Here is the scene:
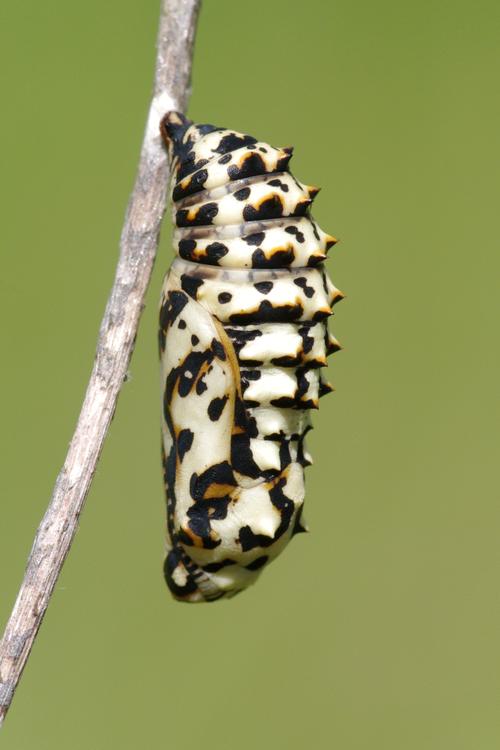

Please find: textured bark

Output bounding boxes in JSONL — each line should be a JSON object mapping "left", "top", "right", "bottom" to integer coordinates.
{"left": 0, "top": 0, "right": 201, "bottom": 726}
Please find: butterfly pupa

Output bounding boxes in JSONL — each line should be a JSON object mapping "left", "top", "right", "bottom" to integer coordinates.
{"left": 158, "top": 112, "right": 342, "bottom": 602}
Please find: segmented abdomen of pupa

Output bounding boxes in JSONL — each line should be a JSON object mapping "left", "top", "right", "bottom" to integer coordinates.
{"left": 159, "top": 111, "right": 342, "bottom": 602}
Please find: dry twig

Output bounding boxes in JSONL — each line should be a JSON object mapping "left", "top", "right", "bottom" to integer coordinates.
{"left": 0, "top": 0, "right": 201, "bottom": 725}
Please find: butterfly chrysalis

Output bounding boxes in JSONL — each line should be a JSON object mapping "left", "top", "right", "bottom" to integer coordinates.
{"left": 158, "top": 113, "right": 342, "bottom": 602}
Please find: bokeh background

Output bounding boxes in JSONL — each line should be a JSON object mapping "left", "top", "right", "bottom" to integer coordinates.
{"left": 1, "top": 0, "right": 499, "bottom": 747}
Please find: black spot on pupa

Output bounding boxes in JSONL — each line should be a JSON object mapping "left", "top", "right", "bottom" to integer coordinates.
{"left": 254, "top": 281, "right": 273, "bottom": 295}
{"left": 177, "top": 156, "right": 210, "bottom": 181}
{"left": 251, "top": 248, "right": 295, "bottom": 268}
{"left": 178, "top": 238, "right": 197, "bottom": 258}
{"left": 267, "top": 178, "right": 289, "bottom": 192}
{"left": 180, "top": 274, "right": 203, "bottom": 299}
{"left": 243, "top": 195, "right": 284, "bottom": 222}
{"left": 307, "top": 254, "right": 325, "bottom": 267}
{"left": 279, "top": 440, "right": 292, "bottom": 470}
{"left": 228, "top": 153, "right": 266, "bottom": 180}
{"left": 213, "top": 133, "right": 257, "bottom": 154}
{"left": 321, "top": 270, "right": 329, "bottom": 295}
{"left": 294, "top": 276, "right": 315, "bottom": 298}
{"left": 271, "top": 354, "right": 301, "bottom": 367}
{"left": 176, "top": 201, "right": 219, "bottom": 227}
{"left": 196, "top": 375, "right": 208, "bottom": 395}
{"left": 159, "top": 290, "right": 188, "bottom": 330}
{"left": 205, "top": 242, "right": 228, "bottom": 262}
{"left": 208, "top": 395, "right": 228, "bottom": 421}
{"left": 243, "top": 231, "right": 265, "bottom": 246}
{"left": 284, "top": 225, "right": 305, "bottom": 243}
{"left": 218, "top": 153, "right": 232, "bottom": 164}
{"left": 295, "top": 366, "right": 313, "bottom": 400}
{"left": 242, "top": 398, "right": 260, "bottom": 409}
{"left": 312, "top": 309, "right": 331, "bottom": 321}
{"left": 269, "top": 478, "right": 295, "bottom": 519}
{"left": 269, "top": 396, "right": 296, "bottom": 408}
{"left": 241, "top": 369, "right": 261, "bottom": 383}
{"left": 176, "top": 429, "right": 194, "bottom": 461}
{"left": 230, "top": 433, "right": 262, "bottom": 479}
{"left": 243, "top": 411, "right": 259, "bottom": 439}
{"left": 224, "top": 327, "right": 262, "bottom": 344}
{"left": 190, "top": 497, "right": 231, "bottom": 526}
{"left": 191, "top": 335, "right": 199, "bottom": 346}
{"left": 172, "top": 168, "right": 209, "bottom": 201}
{"left": 211, "top": 339, "right": 227, "bottom": 360}
{"left": 240, "top": 358, "right": 264, "bottom": 367}
{"left": 218, "top": 292, "right": 232, "bottom": 304}
{"left": 234, "top": 187, "right": 251, "bottom": 201}
{"left": 233, "top": 394, "right": 249, "bottom": 430}
{"left": 178, "top": 319, "right": 186, "bottom": 329}
{"left": 229, "top": 300, "right": 303, "bottom": 325}
{"left": 299, "top": 324, "right": 315, "bottom": 354}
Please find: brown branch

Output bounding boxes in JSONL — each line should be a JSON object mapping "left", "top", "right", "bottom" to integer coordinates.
{"left": 0, "top": 0, "right": 201, "bottom": 726}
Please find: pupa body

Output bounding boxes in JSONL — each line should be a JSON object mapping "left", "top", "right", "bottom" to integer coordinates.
{"left": 159, "top": 113, "right": 341, "bottom": 602}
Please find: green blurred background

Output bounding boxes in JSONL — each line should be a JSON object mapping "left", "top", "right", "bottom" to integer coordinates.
{"left": 1, "top": 0, "right": 499, "bottom": 747}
